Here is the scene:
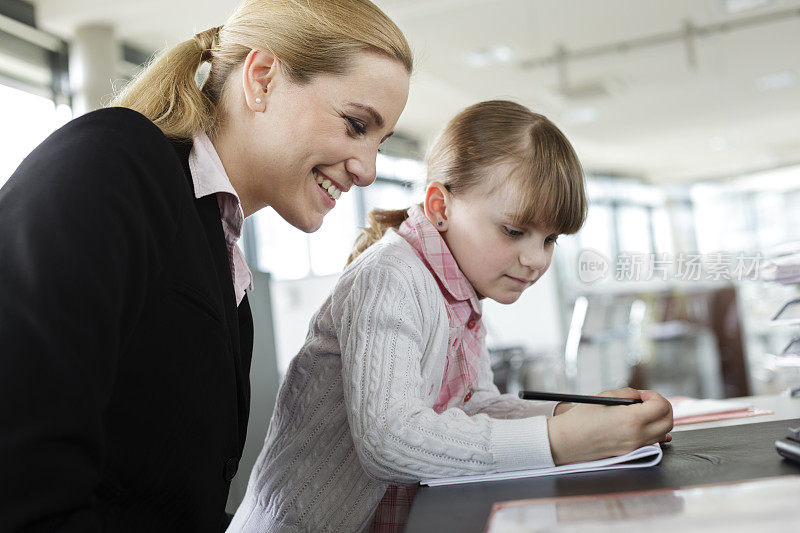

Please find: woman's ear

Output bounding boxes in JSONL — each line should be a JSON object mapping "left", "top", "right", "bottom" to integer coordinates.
{"left": 241, "top": 49, "right": 278, "bottom": 112}
{"left": 424, "top": 182, "right": 450, "bottom": 232}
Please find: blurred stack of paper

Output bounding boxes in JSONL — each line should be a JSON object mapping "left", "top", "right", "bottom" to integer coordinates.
{"left": 760, "top": 242, "right": 800, "bottom": 284}
{"left": 758, "top": 242, "right": 800, "bottom": 396}
{"left": 669, "top": 397, "right": 772, "bottom": 426}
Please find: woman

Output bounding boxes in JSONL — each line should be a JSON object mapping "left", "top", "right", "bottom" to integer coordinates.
{"left": 0, "top": 1, "right": 411, "bottom": 531}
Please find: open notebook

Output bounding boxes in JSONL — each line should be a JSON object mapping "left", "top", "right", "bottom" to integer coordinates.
{"left": 419, "top": 444, "right": 662, "bottom": 487}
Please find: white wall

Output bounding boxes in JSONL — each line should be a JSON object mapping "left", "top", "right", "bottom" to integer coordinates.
{"left": 483, "top": 268, "right": 564, "bottom": 354}
{"left": 269, "top": 274, "right": 340, "bottom": 375}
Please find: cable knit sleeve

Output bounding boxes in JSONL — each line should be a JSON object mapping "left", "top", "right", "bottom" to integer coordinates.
{"left": 330, "top": 248, "right": 555, "bottom": 484}
{"left": 461, "top": 344, "right": 558, "bottom": 420}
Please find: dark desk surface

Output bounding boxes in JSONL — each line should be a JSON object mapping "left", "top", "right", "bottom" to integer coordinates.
{"left": 405, "top": 418, "right": 800, "bottom": 533}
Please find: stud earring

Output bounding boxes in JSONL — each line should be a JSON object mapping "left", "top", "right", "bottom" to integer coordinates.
{"left": 255, "top": 97, "right": 262, "bottom": 104}
{"left": 437, "top": 221, "right": 443, "bottom": 227}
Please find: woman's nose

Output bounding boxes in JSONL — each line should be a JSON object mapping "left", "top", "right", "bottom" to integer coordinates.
{"left": 345, "top": 145, "right": 378, "bottom": 187}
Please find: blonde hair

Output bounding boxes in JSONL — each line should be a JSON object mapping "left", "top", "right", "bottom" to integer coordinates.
{"left": 113, "top": 0, "right": 413, "bottom": 140}
{"left": 348, "top": 100, "right": 587, "bottom": 265}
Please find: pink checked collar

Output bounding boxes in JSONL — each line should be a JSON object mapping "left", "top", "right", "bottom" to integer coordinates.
{"left": 397, "top": 205, "right": 482, "bottom": 318}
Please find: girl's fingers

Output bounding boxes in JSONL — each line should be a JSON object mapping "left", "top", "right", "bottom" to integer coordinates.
{"left": 635, "top": 392, "right": 674, "bottom": 421}
{"left": 644, "top": 416, "right": 674, "bottom": 442}
{"left": 600, "top": 387, "right": 641, "bottom": 399}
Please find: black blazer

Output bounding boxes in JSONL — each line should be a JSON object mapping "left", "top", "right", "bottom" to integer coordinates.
{"left": 0, "top": 108, "right": 254, "bottom": 532}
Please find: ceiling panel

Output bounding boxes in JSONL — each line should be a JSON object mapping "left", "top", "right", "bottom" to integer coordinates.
{"left": 29, "top": 0, "right": 800, "bottom": 182}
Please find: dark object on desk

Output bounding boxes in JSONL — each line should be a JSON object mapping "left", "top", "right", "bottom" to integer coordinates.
{"left": 776, "top": 426, "right": 800, "bottom": 463}
{"left": 519, "top": 391, "right": 642, "bottom": 406}
{"left": 776, "top": 438, "right": 800, "bottom": 463}
{"left": 406, "top": 418, "right": 800, "bottom": 533}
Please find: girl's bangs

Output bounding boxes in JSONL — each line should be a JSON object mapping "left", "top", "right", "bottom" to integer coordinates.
{"left": 505, "top": 136, "right": 587, "bottom": 235}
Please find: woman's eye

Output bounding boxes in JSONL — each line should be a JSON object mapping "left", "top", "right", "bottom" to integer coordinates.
{"left": 345, "top": 116, "right": 367, "bottom": 136}
{"left": 502, "top": 226, "right": 524, "bottom": 238}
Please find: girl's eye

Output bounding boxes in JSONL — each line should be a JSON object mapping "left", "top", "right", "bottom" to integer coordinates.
{"left": 502, "top": 226, "right": 524, "bottom": 238}
{"left": 345, "top": 116, "right": 367, "bottom": 136}
{"left": 546, "top": 235, "right": 559, "bottom": 246}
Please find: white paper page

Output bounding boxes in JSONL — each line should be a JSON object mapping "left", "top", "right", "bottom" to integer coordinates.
{"left": 420, "top": 444, "right": 662, "bottom": 487}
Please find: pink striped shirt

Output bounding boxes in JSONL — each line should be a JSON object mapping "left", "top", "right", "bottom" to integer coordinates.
{"left": 188, "top": 133, "right": 252, "bottom": 305}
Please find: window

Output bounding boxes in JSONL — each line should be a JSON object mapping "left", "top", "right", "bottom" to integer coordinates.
{"left": 252, "top": 154, "right": 426, "bottom": 280}
{"left": 1, "top": 7, "right": 70, "bottom": 187}
{"left": 579, "top": 204, "right": 614, "bottom": 259}
{"left": 0, "top": 83, "right": 71, "bottom": 187}
{"left": 362, "top": 180, "right": 419, "bottom": 212}
{"left": 617, "top": 205, "right": 652, "bottom": 254}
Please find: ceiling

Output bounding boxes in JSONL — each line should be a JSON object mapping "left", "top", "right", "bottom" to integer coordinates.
{"left": 30, "top": 0, "right": 800, "bottom": 183}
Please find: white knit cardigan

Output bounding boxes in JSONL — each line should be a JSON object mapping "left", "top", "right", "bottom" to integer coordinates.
{"left": 228, "top": 230, "right": 556, "bottom": 533}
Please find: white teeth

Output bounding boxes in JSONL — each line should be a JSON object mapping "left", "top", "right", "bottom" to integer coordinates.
{"left": 313, "top": 171, "right": 344, "bottom": 201}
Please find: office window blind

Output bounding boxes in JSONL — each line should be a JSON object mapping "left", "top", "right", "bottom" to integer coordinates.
{"left": 0, "top": 10, "right": 68, "bottom": 103}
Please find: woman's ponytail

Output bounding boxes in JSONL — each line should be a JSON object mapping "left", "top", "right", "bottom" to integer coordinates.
{"left": 112, "top": 1, "right": 412, "bottom": 141}
{"left": 112, "top": 27, "right": 221, "bottom": 139}
{"left": 346, "top": 208, "right": 411, "bottom": 266}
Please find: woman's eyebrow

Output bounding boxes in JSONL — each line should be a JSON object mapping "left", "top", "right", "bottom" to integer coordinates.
{"left": 346, "top": 102, "right": 384, "bottom": 128}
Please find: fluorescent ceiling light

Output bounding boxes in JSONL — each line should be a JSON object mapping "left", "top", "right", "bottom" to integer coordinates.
{"left": 755, "top": 71, "right": 797, "bottom": 91}
{"left": 463, "top": 45, "right": 514, "bottom": 68}
{"left": 723, "top": 0, "right": 774, "bottom": 13}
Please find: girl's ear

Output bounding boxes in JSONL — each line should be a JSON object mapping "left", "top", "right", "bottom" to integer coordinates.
{"left": 241, "top": 49, "right": 278, "bottom": 112}
{"left": 424, "top": 182, "right": 450, "bottom": 232}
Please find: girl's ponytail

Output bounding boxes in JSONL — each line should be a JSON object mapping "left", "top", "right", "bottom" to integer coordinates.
{"left": 346, "top": 208, "right": 411, "bottom": 266}
{"left": 112, "top": 27, "right": 219, "bottom": 140}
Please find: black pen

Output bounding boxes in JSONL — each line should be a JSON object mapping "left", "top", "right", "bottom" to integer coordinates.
{"left": 518, "top": 391, "right": 643, "bottom": 406}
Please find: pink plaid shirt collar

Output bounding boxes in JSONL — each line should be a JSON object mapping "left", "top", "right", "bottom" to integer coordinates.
{"left": 397, "top": 206, "right": 482, "bottom": 316}
{"left": 397, "top": 205, "right": 484, "bottom": 410}
{"left": 189, "top": 133, "right": 253, "bottom": 305}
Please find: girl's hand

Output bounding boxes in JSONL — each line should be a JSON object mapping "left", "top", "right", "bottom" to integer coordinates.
{"left": 546, "top": 387, "right": 673, "bottom": 466}
{"left": 553, "top": 402, "right": 574, "bottom": 415}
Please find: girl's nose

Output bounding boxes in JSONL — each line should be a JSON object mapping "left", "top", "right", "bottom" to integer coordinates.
{"left": 520, "top": 244, "right": 549, "bottom": 271}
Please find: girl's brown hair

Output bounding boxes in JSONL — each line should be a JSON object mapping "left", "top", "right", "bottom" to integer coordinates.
{"left": 347, "top": 100, "right": 587, "bottom": 265}
{"left": 113, "top": 0, "right": 413, "bottom": 140}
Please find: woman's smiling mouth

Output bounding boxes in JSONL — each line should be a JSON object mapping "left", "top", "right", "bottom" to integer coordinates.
{"left": 313, "top": 168, "right": 342, "bottom": 200}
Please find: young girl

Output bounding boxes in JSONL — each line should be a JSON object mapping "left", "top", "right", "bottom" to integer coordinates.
{"left": 229, "top": 100, "right": 673, "bottom": 532}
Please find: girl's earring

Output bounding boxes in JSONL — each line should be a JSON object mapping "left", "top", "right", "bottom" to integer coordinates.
{"left": 437, "top": 221, "right": 443, "bottom": 227}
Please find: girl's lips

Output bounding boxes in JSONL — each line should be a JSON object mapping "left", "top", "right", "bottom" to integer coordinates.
{"left": 505, "top": 274, "right": 533, "bottom": 285}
